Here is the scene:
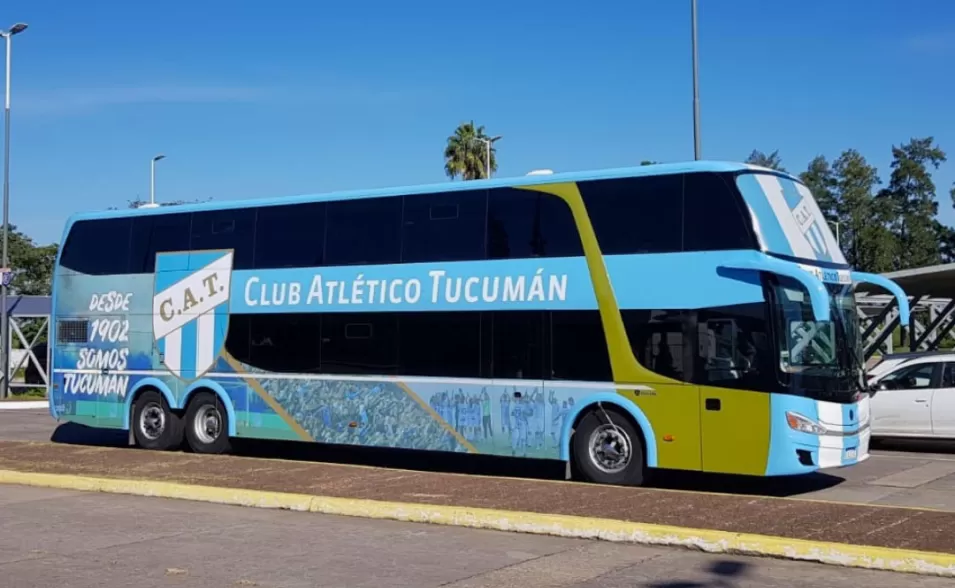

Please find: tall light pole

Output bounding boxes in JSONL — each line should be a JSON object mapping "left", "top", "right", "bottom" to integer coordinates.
{"left": 690, "top": 0, "right": 701, "bottom": 160}
{"left": 149, "top": 154, "right": 166, "bottom": 208}
{"left": 477, "top": 135, "right": 502, "bottom": 179}
{"left": 0, "top": 22, "right": 27, "bottom": 400}
{"left": 829, "top": 219, "right": 841, "bottom": 247}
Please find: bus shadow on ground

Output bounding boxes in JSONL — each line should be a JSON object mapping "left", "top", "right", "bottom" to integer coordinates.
{"left": 50, "top": 422, "right": 128, "bottom": 447}
{"left": 872, "top": 438, "right": 955, "bottom": 455}
{"left": 49, "top": 423, "right": 844, "bottom": 498}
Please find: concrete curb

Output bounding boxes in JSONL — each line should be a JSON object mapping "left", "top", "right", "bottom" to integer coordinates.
{"left": 0, "top": 401, "right": 48, "bottom": 410}
{"left": 1, "top": 468, "right": 953, "bottom": 577}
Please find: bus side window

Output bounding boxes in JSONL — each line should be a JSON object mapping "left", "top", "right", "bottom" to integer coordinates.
{"left": 190, "top": 209, "right": 256, "bottom": 269}
{"left": 550, "top": 311, "right": 613, "bottom": 382}
{"left": 253, "top": 202, "right": 325, "bottom": 269}
{"left": 699, "top": 319, "right": 741, "bottom": 379}
{"left": 129, "top": 213, "right": 192, "bottom": 273}
{"left": 578, "top": 175, "right": 683, "bottom": 255}
{"left": 683, "top": 172, "right": 755, "bottom": 252}
{"left": 487, "top": 189, "right": 583, "bottom": 260}
{"left": 402, "top": 190, "right": 487, "bottom": 263}
{"left": 399, "top": 312, "right": 481, "bottom": 378}
{"left": 59, "top": 218, "right": 133, "bottom": 275}
{"left": 621, "top": 309, "right": 689, "bottom": 382}
{"left": 694, "top": 304, "right": 773, "bottom": 392}
{"left": 325, "top": 197, "right": 402, "bottom": 266}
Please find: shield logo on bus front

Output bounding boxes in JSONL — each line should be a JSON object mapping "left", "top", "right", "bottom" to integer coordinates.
{"left": 152, "top": 250, "right": 234, "bottom": 381}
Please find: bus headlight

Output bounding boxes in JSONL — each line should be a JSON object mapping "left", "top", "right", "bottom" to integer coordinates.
{"left": 786, "top": 411, "right": 827, "bottom": 435}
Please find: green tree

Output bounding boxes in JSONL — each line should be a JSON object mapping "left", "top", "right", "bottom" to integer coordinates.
{"left": 4, "top": 224, "right": 57, "bottom": 296}
{"left": 1, "top": 225, "right": 58, "bottom": 359}
{"left": 829, "top": 150, "right": 893, "bottom": 272}
{"left": 877, "top": 137, "right": 947, "bottom": 270}
{"left": 934, "top": 219, "right": 955, "bottom": 264}
{"left": 799, "top": 155, "right": 837, "bottom": 221}
{"left": 745, "top": 149, "right": 787, "bottom": 172}
{"left": 443, "top": 121, "right": 497, "bottom": 180}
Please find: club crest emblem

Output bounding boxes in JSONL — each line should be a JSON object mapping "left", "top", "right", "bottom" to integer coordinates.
{"left": 152, "top": 250, "right": 234, "bottom": 381}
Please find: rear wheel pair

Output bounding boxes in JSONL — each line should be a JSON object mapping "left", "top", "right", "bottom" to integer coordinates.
{"left": 131, "top": 390, "right": 230, "bottom": 454}
{"left": 572, "top": 406, "right": 646, "bottom": 486}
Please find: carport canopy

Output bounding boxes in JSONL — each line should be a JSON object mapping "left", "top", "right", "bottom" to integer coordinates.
{"left": 855, "top": 264, "right": 955, "bottom": 357}
{"left": 856, "top": 263, "right": 955, "bottom": 299}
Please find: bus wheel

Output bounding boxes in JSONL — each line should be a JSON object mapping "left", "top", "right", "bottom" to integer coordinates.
{"left": 132, "top": 390, "right": 183, "bottom": 451}
{"left": 572, "top": 405, "right": 645, "bottom": 486}
{"left": 184, "top": 391, "right": 231, "bottom": 455}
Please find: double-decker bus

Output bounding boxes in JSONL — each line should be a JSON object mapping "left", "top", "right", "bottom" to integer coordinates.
{"left": 48, "top": 161, "right": 909, "bottom": 486}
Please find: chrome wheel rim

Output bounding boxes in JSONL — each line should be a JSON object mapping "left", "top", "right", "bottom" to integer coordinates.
{"left": 139, "top": 402, "right": 165, "bottom": 441}
{"left": 193, "top": 405, "right": 222, "bottom": 445}
{"left": 588, "top": 424, "right": 632, "bottom": 474}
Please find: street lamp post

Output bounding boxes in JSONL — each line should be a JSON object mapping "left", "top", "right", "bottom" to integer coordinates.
{"left": 149, "top": 154, "right": 166, "bottom": 207}
{"left": 690, "top": 0, "right": 701, "bottom": 160}
{"left": 0, "top": 22, "right": 27, "bottom": 400}
{"left": 829, "top": 219, "right": 841, "bottom": 248}
{"left": 477, "top": 135, "right": 502, "bottom": 179}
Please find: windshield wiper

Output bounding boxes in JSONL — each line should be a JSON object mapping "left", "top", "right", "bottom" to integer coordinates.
{"left": 832, "top": 313, "right": 866, "bottom": 395}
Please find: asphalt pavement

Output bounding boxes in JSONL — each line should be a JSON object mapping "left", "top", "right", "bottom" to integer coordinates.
{"left": 1, "top": 484, "right": 949, "bottom": 588}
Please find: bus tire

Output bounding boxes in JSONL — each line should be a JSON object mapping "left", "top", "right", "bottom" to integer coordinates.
{"left": 184, "top": 391, "right": 231, "bottom": 455}
{"left": 132, "top": 389, "right": 183, "bottom": 451}
{"left": 572, "top": 405, "right": 645, "bottom": 486}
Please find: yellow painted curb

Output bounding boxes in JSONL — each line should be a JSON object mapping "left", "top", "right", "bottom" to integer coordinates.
{"left": 1, "top": 469, "right": 953, "bottom": 577}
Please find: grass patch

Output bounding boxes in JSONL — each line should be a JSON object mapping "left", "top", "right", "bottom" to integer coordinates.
{"left": 0, "top": 388, "right": 47, "bottom": 401}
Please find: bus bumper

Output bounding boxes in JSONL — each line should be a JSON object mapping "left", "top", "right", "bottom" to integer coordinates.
{"left": 765, "top": 394, "right": 871, "bottom": 476}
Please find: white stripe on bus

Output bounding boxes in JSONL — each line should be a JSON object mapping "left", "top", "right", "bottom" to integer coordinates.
{"left": 164, "top": 328, "right": 182, "bottom": 376}
{"left": 52, "top": 368, "right": 655, "bottom": 392}
{"left": 196, "top": 311, "right": 215, "bottom": 376}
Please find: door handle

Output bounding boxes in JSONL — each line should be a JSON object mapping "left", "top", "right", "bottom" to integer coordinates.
{"left": 705, "top": 398, "right": 721, "bottom": 411}
{"left": 915, "top": 399, "right": 928, "bottom": 403}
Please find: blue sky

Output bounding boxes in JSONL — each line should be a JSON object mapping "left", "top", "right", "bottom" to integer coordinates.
{"left": 5, "top": 0, "right": 955, "bottom": 245}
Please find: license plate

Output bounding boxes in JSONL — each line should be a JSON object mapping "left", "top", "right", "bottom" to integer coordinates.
{"left": 846, "top": 448, "right": 857, "bottom": 460}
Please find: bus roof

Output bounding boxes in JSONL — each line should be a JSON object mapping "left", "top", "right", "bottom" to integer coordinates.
{"left": 63, "top": 159, "right": 802, "bottom": 227}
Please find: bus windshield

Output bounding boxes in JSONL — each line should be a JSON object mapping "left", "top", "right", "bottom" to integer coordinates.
{"left": 769, "top": 276, "right": 864, "bottom": 397}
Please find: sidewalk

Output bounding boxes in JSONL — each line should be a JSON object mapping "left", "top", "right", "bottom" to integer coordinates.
{"left": 0, "top": 400, "right": 48, "bottom": 410}
{"left": 0, "top": 439, "right": 952, "bottom": 555}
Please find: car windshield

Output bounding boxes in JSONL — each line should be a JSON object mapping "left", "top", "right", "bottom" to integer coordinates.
{"left": 769, "top": 276, "right": 863, "bottom": 380}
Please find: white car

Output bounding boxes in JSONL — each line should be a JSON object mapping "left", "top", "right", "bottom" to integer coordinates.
{"left": 867, "top": 352, "right": 955, "bottom": 439}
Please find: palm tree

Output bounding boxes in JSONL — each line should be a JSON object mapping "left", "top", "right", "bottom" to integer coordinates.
{"left": 444, "top": 121, "right": 497, "bottom": 180}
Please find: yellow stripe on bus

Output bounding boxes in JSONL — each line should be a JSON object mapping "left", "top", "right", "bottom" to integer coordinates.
{"left": 517, "top": 181, "right": 704, "bottom": 471}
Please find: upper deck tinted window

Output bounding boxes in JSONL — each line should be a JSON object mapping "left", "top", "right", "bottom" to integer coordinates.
{"left": 190, "top": 208, "right": 256, "bottom": 269}
{"left": 402, "top": 190, "right": 487, "bottom": 263}
{"left": 254, "top": 202, "right": 326, "bottom": 269}
{"left": 683, "top": 172, "right": 754, "bottom": 251}
{"left": 129, "top": 213, "right": 192, "bottom": 273}
{"left": 487, "top": 189, "right": 583, "bottom": 259}
{"left": 580, "top": 175, "right": 684, "bottom": 254}
{"left": 325, "top": 197, "right": 402, "bottom": 266}
{"left": 59, "top": 218, "right": 133, "bottom": 275}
